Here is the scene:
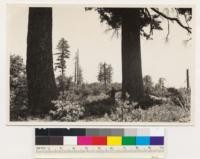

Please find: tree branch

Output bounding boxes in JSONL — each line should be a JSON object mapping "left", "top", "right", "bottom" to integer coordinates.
{"left": 184, "top": 14, "right": 190, "bottom": 28}
{"left": 175, "top": 8, "right": 180, "bottom": 19}
{"left": 166, "top": 20, "right": 170, "bottom": 42}
{"left": 151, "top": 8, "right": 191, "bottom": 33}
{"left": 145, "top": 8, "right": 153, "bottom": 36}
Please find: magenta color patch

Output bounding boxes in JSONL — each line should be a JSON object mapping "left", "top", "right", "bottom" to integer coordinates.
{"left": 77, "top": 136, "right": 93, "bottom": 145}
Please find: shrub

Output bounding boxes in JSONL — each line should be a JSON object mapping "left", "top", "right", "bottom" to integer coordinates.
{"left": 56, "top": 75, "right": 73, "bottom": 92}
{"left": 74, "top": 85, "right": 93, "bottom": 98}
{"left": 109, "top": 102, "right": 190, "bottom": 122}
{"left": 10, "top": 54, "right": 28, "bottom": 121}
{"left": 74, "top": 83, "right": 121, "bottom": 99}
{"left": 168, "top": 88, "right": 191, "bottom": 111}
{"left": 140, "top": 105, "right": 190, "bottom": 122}
{"left": 108, "top": 92, "right": 190, "bottom": 122}
{"left": 83, "top": 93, "right": 114, "bottom": 116}
{"left": 86, "top": 83, "right": 106, "bottom": 95}
{"left": 50, "top": 91, "right": 84, "bottom": 121}
{"left": 143, "top": 75, "right": 154, "bottom": 95}
{"left": 109, "top": 92, "right": 139, "bottom": 121}
{"left": 110, "top": 100, "right": 139, "bottom": 122}
{"left": 111, "top": 83, "right": 122, "bottom": 91}
{"left": 151, "top": 78, "right": 169, "bottom": 97}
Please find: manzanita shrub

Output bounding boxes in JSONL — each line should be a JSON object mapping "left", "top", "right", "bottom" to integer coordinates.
{"left": 83, "top": 93, "right": 114, "bottom": 116}
{"left": 108, "top": 92, "right": 190, "bottom": 122}
{"left": 50, "top": 91, "right": 85, "bottom": 121}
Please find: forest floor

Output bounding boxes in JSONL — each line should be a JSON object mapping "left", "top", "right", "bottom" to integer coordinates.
{"left": 78, "top": 104, "right": 190, "bottom": 123}
{"left": 11, "top": 79, "right": 191, "bottom": 123}
{"left": 25, "top": 104, "right": 190, "bottom": 123}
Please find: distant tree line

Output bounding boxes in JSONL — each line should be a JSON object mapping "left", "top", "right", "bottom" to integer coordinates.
{"left": 97, "top": 62, "right": 113, "bottom": 89}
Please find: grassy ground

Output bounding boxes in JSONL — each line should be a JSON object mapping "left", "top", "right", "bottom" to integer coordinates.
{"left": 79, "top": 104, "right": 190, "bottom": 122}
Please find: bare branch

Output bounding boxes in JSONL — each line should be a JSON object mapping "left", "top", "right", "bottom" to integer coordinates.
{"left": 151, "top": 8, "right": 191, "bottom": 33}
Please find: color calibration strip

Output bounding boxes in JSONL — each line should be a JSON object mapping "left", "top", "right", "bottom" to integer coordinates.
{"left": 35, "top": 128, "right": 165, "bottom": 159}
{"left": 35, "top": 128, "right": 164, "bottom": 146}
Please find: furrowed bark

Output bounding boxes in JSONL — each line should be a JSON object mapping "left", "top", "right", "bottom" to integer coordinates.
{"left": 26, "top": 7, "right": 57, "bottom": 115}
{"left": 121, "top": 8, "right": 144, "bottom": 101}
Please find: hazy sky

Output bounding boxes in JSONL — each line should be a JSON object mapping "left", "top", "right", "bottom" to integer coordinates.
{"left": 7, "top": 5, "right": 194, "bottom": 88}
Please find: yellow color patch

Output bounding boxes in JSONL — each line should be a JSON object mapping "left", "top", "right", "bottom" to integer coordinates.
{"left": 107, "top": 136, "right": 122, "bottom": 146}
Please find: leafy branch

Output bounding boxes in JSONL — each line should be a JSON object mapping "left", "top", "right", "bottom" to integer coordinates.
{"left": 151, "top": 8, "right": 192, "bottom": 34}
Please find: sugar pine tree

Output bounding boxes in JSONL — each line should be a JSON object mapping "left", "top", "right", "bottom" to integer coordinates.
{"left": 87, "top": 7, "right": 192, "bottom": 101}
{"left": 26, "top": 7, "right": 57, "bottom": 115}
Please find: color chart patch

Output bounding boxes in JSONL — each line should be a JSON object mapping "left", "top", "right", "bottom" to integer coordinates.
{"left": 35, "top": 128, "right": 164, "bottom": 146}
{"left": 35, "top": 128, "right": 165, "bottom": 159}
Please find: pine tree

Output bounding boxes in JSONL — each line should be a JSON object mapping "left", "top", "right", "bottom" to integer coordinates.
{"left": 55, "top": 38, "right": 70, "bottom": 92}
{"left": 26, "top": 7, "right": 57, "bottom": 115}
{"left": 55, "top": 38, "right": 70, "bottom": 76}
{"left": 87, "top": 8, "right": 192, "bottom": 101}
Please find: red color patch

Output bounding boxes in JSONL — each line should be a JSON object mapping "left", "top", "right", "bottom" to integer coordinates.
{"left": 92, "top": 136, "right": 107, "bottom": 145}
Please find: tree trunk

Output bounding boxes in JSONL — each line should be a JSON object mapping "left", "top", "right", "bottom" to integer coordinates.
{"left": 26, "top": 8, "right": 57, "bottom": 115}
{"left": 121, "top": 9, "right": 144, "bottom": 101}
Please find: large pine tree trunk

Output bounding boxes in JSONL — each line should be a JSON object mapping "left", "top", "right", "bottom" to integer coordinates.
{"left": 26, "top": 8, "right": 57, "bottom": 115}
{"left": 121, "top": 9, "right": 144, "bottom": 101}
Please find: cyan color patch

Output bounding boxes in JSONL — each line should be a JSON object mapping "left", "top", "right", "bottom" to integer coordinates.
{"left": 136, "top": 136, "right": 150, "bottom": 145}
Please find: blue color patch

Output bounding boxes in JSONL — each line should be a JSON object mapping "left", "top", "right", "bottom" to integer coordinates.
{"left": 136, "top": 136, "right": 150, "bottom": 145}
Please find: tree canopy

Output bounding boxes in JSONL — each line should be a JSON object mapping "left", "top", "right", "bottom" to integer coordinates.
{"left": 86, "top": 8, "right": 192, "bottom": 39}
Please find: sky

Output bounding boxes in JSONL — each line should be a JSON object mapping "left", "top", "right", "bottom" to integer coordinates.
{"left": 7, "top": 5, "right": 194, "bottom": 88}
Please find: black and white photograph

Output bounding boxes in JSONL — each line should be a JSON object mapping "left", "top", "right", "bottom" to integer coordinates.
{"left": 8, "top": 4, "right": 194, "bottom": 124}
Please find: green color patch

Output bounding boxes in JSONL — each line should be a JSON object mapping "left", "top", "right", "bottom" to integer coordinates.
{"left": 122, "top": 136, "right": 136, "bottom": 145}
